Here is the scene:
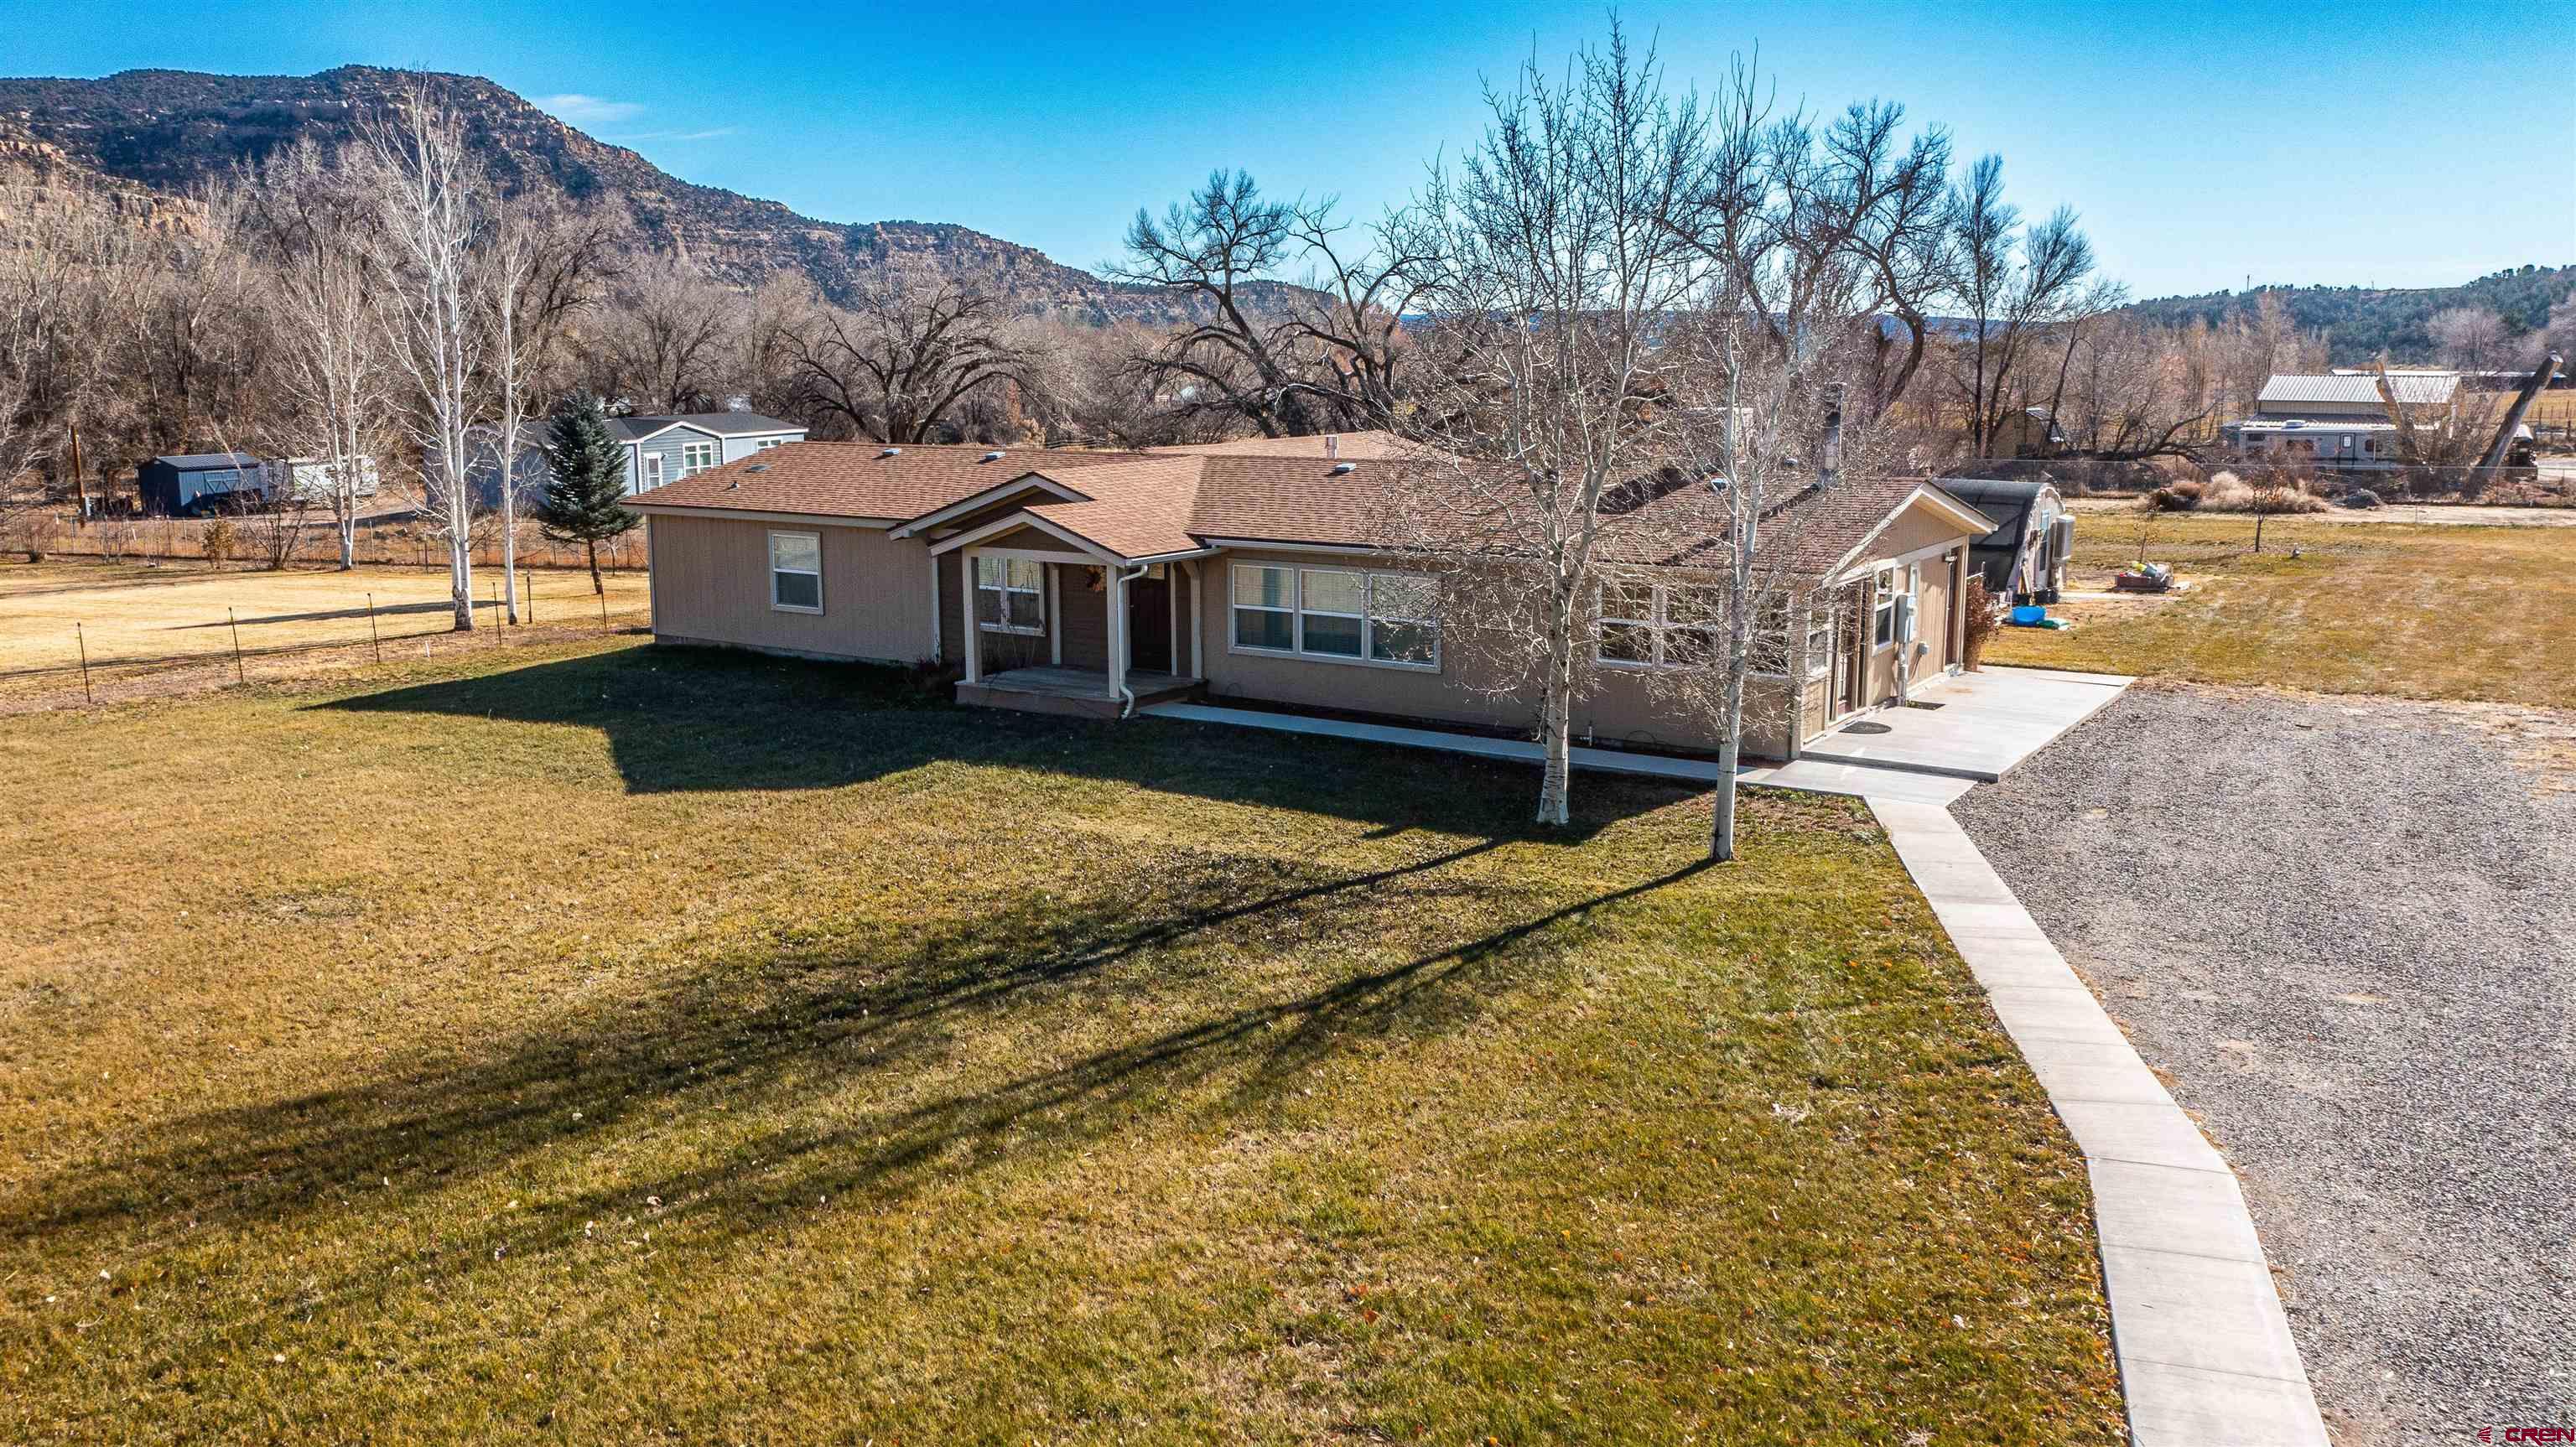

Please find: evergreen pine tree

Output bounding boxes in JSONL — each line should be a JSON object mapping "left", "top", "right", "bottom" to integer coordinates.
{"left": 536, "top": 393, "right": 641, "bottom": 596}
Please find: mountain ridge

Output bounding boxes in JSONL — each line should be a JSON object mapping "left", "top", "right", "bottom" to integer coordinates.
{"left": 0, "top": 64, "right": 1306, "bottom": 325}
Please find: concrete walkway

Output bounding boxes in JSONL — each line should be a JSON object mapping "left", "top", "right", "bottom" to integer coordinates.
{"left": 1799, "top": 666, "right": 2133, "bottom": 781}
{"left": 1872, "top": 799, "right": 2330, "bottom": 1447}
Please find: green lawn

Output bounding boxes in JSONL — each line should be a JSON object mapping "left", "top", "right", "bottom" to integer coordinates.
{"left": 1990, "top": 510, "right": 2576, "bottom": 707}
{"left": 0, "top": 639, "right": 2122, "bottom": 1444}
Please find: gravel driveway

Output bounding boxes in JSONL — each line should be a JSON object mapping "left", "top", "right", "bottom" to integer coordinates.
{"left": 1953, "top": 683, "right": 2574, "bottom": 1445}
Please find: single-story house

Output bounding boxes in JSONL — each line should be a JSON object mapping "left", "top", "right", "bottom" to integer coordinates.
{"left": 1939, "top": 477, "right": 2070, "bottom": 604}
{"left": 626, "top": 437, "right": 1997, "bottom": 761}
{"left": 460, "top": 411, "right": 809, "bottom": 509}
{"left": 137, "top": 453, "right": 267, "bottom": 516}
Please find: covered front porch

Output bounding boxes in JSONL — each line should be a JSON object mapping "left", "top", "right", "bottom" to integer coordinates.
{"left": 932, "top": 521, "right": 1213, "bottom": 719}
{"left": 957, "top": 665, "right": 1205, "bottom": 719}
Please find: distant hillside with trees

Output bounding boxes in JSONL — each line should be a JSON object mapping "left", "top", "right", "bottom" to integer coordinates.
{"left": 2122, "top": 265, "right": 2573, "bottom": 366}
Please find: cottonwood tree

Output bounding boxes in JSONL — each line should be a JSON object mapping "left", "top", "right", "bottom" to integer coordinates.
{"left": 1948, "top": 156, "right": 2107, "bottom": 458}
{"left": 361, "top": 81, "right": 489, "bottom": 630}
{"left": 1111, "top": 171, "right": 1425, "bottom": 436}
{"left": 1383, "top": 27, "right": 1711, "bottom": 827}
{"left": 2427, "top": 305, "right": 2508, "bottom": 372}
{"left": 583, "top": 254, "right": 739, "bottom": 412}
{"left": 784, "top": 281, "right": 1034, "bottom": 443}
{"left": 236, "top": 137, "right": 389, "bottom": 569}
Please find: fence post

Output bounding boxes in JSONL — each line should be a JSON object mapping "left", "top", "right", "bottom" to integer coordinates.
{"left": 491, "top": 576, "right": 501, "bottom": 649}
{"left": 228, "top": 607, "right": 245, "bottom": 683}
{"left": 367, "top": 592, "right": 382, "bottom": 664}
{"left": 523, "top": 568, "right": 533, "bottom": 625}
{"left": 76, "top": 622, "right": 93, "bottom": 705}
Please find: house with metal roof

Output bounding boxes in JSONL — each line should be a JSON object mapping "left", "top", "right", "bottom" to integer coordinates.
{"left": 2224, "top": 372, "right": 2460, "bottom": 470}
{"left": 625, "top": 438, "right": 2001, "bottom": 762}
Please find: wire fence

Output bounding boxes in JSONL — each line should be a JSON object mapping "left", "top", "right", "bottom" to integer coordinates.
{"left": 11, "top": 511, "right": 652, "bottom": 573}
{"left": 2, "top": 570, "right": 654, "bottom": 712}
{"left": 1938, "top": 457, "right": 2576, "bottom": 507}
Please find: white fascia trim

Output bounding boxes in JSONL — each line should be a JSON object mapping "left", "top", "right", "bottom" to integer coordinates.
{"left": 621, "top": 420, "right": 722, "bottom": 446}
{"left": 890, "top": 474, "right": 1092, "bottom": 538}
{"left": 1818, "top": 485, "right": 1992, "bottom": 582}
{"left": 1124, "top": 545, "right": 1223, "bottom": 566}
{"left": 1197, "top": 537, "right": 1388, "bottom": 558}
{"left": 928, "top": 511, "right": 1120, "bottom": 562}
{"left": 626, "top": 503, "right": 899, "bottom": 529}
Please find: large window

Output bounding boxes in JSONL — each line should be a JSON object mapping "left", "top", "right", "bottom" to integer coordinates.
{"left": 975, "top": 555, "right": 1046, "bottom": 635}
{"left": 1230, "top": 564, "right": 1440, "bottom": 669}
{"left": 1597, "top": 579, "right": 1722, "bottom": 669}
{"left": 1873, "top": 564, "right": 1919, "bottom": 650}
{"left": 679, "top": 440, "right": 719, "bottom": 476}
{"left": 769, "top": 531, "right": 822, "bottom": 613}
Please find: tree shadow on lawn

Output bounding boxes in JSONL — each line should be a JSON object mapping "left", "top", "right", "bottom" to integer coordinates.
{"left": 4, "top": 839, "right": 1711, "bottom": 1334}
{"left": 315, "top": 642, "right": 1673, "bottom": 837}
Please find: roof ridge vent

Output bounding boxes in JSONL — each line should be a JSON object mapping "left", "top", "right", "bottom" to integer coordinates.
{"left": 981, "top": 450, "right": 1005, "bottom": 462}
{"left": 879, "top": 446, "right": 902, "bottom": 458}
{"left": 1328, "top": 460, "right": 1356, "bottom": 475}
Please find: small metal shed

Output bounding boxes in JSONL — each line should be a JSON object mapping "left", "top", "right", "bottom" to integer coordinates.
{"left": 137, "top": 454, "right": 269, "bottom": 516}
{"left": 1940, "top": 477, "right": 2070, "bottom": 604}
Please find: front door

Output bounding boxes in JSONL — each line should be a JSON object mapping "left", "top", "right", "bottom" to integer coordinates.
{"left": 1127, "top": 571, "right": 1172, "bottom": 673}
{"left": 1832, "top": 580, "right": 1868, "bottom": 718}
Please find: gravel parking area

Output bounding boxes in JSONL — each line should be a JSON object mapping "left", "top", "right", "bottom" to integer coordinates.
{"left": 1954, "top": 682, "right": 2575, "bottom": 1446}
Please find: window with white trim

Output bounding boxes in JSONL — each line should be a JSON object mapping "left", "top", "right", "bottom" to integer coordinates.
{"left": 641, "top": 453, "right": 664, "bottom": 490}
{"left": 1230, "top": 564, "right": 1440, "bottom": 668}
{"left": 754, "top": 438, "right": 787, "bottom": 451}
{"left": 1805, "top": 604, "right": 1834, "bottom": 679}
{"left": 1596, "top": 579, "right": 1722, "bottom": 669}
{"left": 1873, "top": 564, "right": 1919, "bottom": 650}
{"left": 769, "top": 531, "right": 822, "bottom": 613}
{"left": 975, "top": 555, "right": 1046, "bottom": 635}
{"left": 679, "top": 440, "right": 720, "bottom": 476}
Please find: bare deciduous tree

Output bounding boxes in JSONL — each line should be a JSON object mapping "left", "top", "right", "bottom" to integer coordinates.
{"left": 1949, "top": 157, "right": 2106, "bottom": 458}
{"left": 785, "top": 281, "right": 1033, "bottom": 443}
{"left": 361, "top": 81, "right": 489, "bottom": 630}
{"left": 236, "top": 137, "right": 389, "bottom": 569}
{"left": 1384, "top": 28, "right": 1711, "bottom": 827}
{"left": 2427, "top": 305, "right": 2508, "bottom": 372}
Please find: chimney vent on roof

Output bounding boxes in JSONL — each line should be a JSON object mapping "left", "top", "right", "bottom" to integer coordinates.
{"left": 981, "top": 450, "right": 1005, "bottom": 462}
{"left": 879, "top": 446, "right": 902, "bottom": 458}
{"left": 1325, "top": 434, "right": 1339, "bottom": 458}
{"left": 1329, "top": 461, "right": 1356, "bottom": 475}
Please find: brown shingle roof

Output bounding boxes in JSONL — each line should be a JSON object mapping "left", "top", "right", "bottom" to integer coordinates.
{"left": 1150, "top": 429, "right": 1421, "bottom": 460}
{"left": 635, "top": 440, "right": 1985, "bottom": 580}
{"left": 630, "top": 442, "right": 1148, "bottom": 521}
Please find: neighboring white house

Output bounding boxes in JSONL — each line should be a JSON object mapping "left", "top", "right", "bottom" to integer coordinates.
{"left": 461, "top": 410, "right": 810, "bottom": 508}
{"left": 281, "top": 455, "right": 382, "bottom": 505}
{"left": 2223, "top": 372, "right": 2460, "bottom": 471}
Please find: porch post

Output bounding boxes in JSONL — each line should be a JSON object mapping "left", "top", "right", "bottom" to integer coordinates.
{"left": 1166, "top": 567, "right": 1179, "bottom": 679}
{"left": 1950, "top": 544, "right": 1971, "bottom": 671}
{"left": 1047, "top": 564, "right": 1063, "bottom": 666}
{"left": 927, "top": 551, "right": 943, "bottom": 664}
{"left": 1105, "top": 565, "right": 1128, "bottom": 700}
{"left": 1184, "top": 560, "right": 1203, "bottom": 678}
{"left": 959, "top": 547, "right": 980, "bottom": 683}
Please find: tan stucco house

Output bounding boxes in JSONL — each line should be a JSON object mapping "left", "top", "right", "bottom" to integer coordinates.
{"left": 626, "top": 433, "right": 1997, "bottom": 762}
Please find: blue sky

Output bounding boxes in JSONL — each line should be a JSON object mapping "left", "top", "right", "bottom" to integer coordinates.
{"left": 18, "top": 0, "right": 2573, "bottom": 299}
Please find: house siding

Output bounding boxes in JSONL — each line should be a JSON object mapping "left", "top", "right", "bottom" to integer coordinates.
{"left": 649, "top": 513, "right": 932, "bottom": 664}
{"left": 1196, "top": 547, "right": 1798, "bottom": 759}
{"left": 628, "top": 428, "right": 721, "bottom": 495}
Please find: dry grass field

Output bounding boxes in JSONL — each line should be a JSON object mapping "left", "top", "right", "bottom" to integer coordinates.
{"left": 1989, "top": 510, "right": 2576, "bottom": 707}
{"left": 0, "top": 638, "right": 2125, "bottom": 1445}
{"left": 0, "top": 559, "right": 654, "bottom": 677}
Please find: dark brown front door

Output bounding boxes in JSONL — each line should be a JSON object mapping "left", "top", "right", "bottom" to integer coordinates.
{"left": 1834, "top": 581, "right": 1868, "bottom": 717}
{"left": 1127, "top": 572, "right": 1172, "bottom": 673}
